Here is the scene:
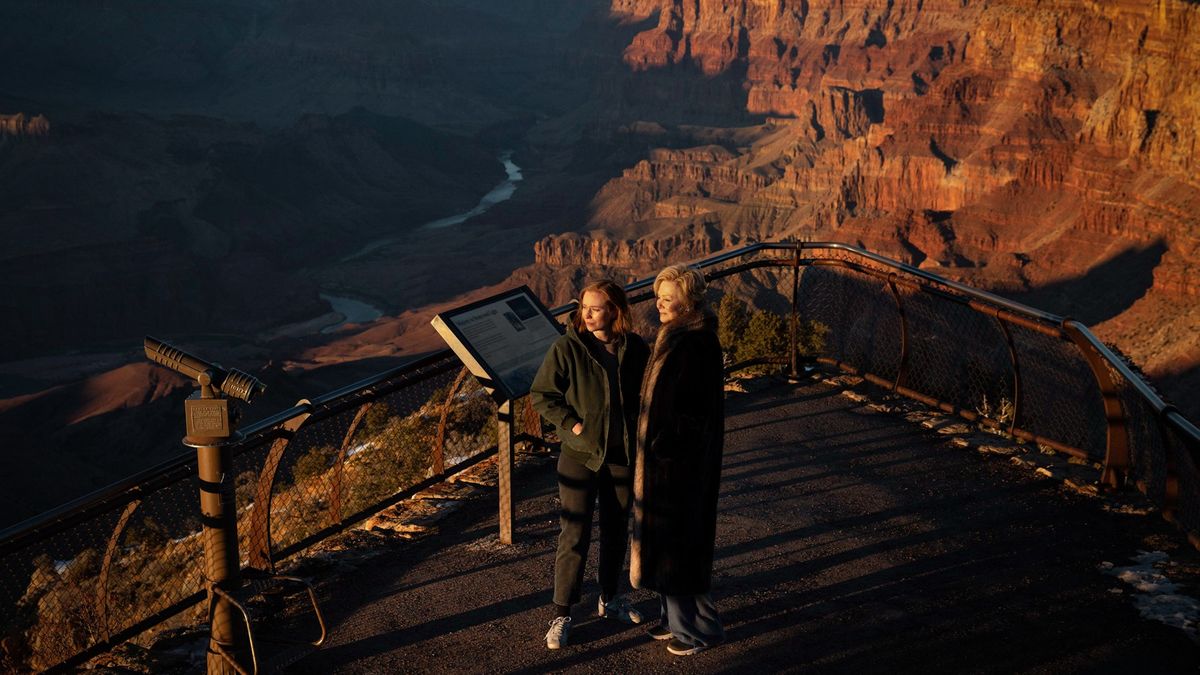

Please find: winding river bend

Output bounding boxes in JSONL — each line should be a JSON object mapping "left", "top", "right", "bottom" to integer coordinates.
{"left": 421, "top": 152, "right": 522, "bottom": 230}
{"left": 340, "top": 151, "right": 522, "bottom": 263}
{"left": 319, "top": 293, "right": 384, "bottom": 333}
{"left": 321, "top": 151, "right": 523, "bottom": 332}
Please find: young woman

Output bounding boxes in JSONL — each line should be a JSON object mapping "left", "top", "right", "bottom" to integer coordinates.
{"left": 630, "top": 264, "right": 726, "bottom": 656}
{"left": 530, "top": 279, "right": 650, "bottom": 649}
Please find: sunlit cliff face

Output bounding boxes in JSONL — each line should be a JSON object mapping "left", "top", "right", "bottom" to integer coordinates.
{"left": 528, "top": 0, "right": 1199, "bottom": 409}
{"left": 600, "top": 0, "right": 1198, "bottom": 281}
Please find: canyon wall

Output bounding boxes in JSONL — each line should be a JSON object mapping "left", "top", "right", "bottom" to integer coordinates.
{"left": 526, "top": 0, "right": 1200, "bottom": 397}
{"left": 0, "top": 113, "right": 49, "bottom": 137}
{"left": 0, "top": 108, "right": 502, "bottom": 359}
{"left": 575, "top": 0, "right": 1199, "bottom": 284}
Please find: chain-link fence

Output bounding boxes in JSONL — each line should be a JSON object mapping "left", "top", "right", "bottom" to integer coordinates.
{"left": 0, "top": 352, "right": 475, "bottom": 672}
{"left": 1, "top": 241, "right": 1197, "bottom": 672}
{"left": 684, "top": 243, "right": 1197, "bottom": 549}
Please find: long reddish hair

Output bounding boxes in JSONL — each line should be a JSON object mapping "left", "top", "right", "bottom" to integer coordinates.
{"left": 572, "top": 279, "right": 635, "bottom": 335}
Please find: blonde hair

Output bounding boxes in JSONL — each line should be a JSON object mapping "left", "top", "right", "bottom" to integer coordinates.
{"left": 653, "top": 264, "right": 707, "bottom": 313}
{"left": 572, "top": 279, "right": 635, "bottom": 335}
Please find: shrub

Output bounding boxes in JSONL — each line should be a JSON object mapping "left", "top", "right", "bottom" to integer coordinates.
{"left": 716, "top": 294, "right": 828, "bottom": 373}
{"left": 292, "top": 444, "right": 335, "bottom": 484}
{"left": 360, "top": 403, "right": 393, "bottom": 438}
{"left": 797, "top": 317, "right": 829, "bottom": 356}
{"left": 717, "top": 294, "right": 749, "bottom": 352}
{"left": 343, "top": 413, "right": 435, "bottom": 515}
{"left": 977, "top": 395, "right": 1015, "bottom": 436}
{"left": 126, "top": 517, "right": 170, "bottom": 550}
{"left": 738, "top": 309, "right": 788, "bottom": 364}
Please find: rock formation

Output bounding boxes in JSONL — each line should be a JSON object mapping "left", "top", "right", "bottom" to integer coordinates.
{"left": 533, "top": 0, "right": 1199, "bottom": 396}
{"left": 0, "top": 113, "right": 49, "bottom": 137}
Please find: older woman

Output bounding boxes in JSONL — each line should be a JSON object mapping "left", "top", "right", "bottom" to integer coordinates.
{"left": 630, "top": 264, "right": 726, "bottom": 656}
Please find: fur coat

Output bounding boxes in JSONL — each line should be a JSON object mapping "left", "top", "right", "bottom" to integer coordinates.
{"left": 630, "top": 308, "right": 725, "bottom": 595}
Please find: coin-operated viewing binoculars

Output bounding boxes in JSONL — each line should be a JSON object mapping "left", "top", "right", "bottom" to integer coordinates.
{"left": 144, "top": 336, "right": 267, "bottom": 675}
{"left": 144, "top": 336, "right": 266, "bottom": 442}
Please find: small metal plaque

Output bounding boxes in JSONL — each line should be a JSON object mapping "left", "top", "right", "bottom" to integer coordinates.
{"left": 186, "top": 398, "right": 230, "bottom": 438}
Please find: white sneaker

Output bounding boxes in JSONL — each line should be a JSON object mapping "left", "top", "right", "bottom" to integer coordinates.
{"left": 598, "top": 595, "right": 644, "bottom": 624}
{"left": 545, "top": 616, "right": 571, "bottom": 649}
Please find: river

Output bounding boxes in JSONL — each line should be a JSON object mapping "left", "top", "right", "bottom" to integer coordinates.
{"left": 318, "top": 293, "right": 385, "bottom": 334}
{"left": 321, "top": 151, "right": 523, "bottom": 332}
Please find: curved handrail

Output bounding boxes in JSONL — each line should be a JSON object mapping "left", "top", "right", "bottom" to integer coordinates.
{"left": 1063, "top": 319, "right": 1200, "bottom": 448}
{"left": 3, "top": 240, "right": 1196, "bottom": 555}
{"left": 755, "top": 242, "right": 1197, "bottom": 448}
{"left": 763, "top": 241, "right": 1066, "bottom": 323}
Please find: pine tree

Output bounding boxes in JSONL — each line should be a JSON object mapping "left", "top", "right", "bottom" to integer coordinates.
{"left": 736, "top": 310, "right": 788, "bottom": 364}
{"left": 717, "top": 294, "right": 749, "bottom": 353}
{"left": 715, "top": 293, "right": 828, "bottom": 373}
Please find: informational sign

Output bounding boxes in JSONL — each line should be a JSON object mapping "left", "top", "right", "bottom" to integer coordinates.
{"left": 431, "top": 286, "right": 563, "bottom": 401}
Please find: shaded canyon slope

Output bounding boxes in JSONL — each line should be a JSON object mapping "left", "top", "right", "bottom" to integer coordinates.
{"left": 0, "top": 108, "right": 504, "bottom": 359}
{"left": 0, "top": 0, "right": 661, "bottom": 525}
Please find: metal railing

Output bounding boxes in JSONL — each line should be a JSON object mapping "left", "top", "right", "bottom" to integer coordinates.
{"left": 1, "top": 241, "right": 1197, "bottom": 672}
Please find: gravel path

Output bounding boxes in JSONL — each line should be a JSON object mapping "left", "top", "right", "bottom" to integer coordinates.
{"left": 287, "top": 380, "right": 1199, "bottom": 673}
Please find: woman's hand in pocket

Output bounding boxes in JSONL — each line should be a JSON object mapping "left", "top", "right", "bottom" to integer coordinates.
{"left": 572, "top": 422, "right": 584, "bottom": 435}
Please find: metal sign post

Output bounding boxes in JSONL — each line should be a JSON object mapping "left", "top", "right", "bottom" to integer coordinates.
{"left": 431, "top": 286, "right": 562, "bottom": 545}
{"left": 496, "top": 400, "right": 515, "bottom": 544}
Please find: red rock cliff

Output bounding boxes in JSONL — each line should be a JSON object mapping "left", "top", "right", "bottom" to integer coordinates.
{"left": 0, "top": 112, "right": 49, "bottom": 136}
{"left": 530, "top": 0, "right": 1200, "bottom": 398}
{"left": 575, "top": 0, "right": 1200, "bottom": 300}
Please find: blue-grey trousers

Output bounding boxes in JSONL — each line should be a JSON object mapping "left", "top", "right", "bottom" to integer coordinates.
{"left": 659, "top": 592, "right": 725, "bottom": 647}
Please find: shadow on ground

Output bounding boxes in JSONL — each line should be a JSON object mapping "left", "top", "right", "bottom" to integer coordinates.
{"left": 287, "top": 379, "right": 1199, "bottom": 674}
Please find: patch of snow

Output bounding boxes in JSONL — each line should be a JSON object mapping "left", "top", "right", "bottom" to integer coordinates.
{"left": 346, "top": 440, "right": 378, "bottom": 458}
{"left": 1100, "top": 550, "right": 1200, "bottom": 637}
{"left": 170, "top": 530, "right": 201, "bottom": 545}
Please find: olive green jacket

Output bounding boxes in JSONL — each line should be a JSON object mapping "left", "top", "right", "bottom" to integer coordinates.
{"left": 530, "top": 319, "right": 649, "bottom": 470}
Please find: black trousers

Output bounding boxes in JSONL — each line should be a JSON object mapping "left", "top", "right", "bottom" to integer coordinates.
{"left": 553, "top": 453, "right": 633, "bottom": 607}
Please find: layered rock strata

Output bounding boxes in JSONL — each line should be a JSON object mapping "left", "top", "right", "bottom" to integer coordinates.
{"left": 0, "top": 112, "right": 49, "bottom": 136}
{"left": 530, "top": 0, "right": 1200, "bottom": 400}
{"left": 586, "top": 1, "right": 1195, "bottom": 275}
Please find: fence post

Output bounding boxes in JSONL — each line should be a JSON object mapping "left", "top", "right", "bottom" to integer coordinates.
{"left": 97, "top": 500, "right": 141, "bottom": 643}
{"left": 789, "top": 242, "right": 802, "bottom": 379}
{"left": 435, "top": 368, "right": 472, "bottom": 476}
{"left": 330, "top": 402, "right": 375, "bottom": 527}
{"left": 886, "top": 273, "right": 909, "bottom": 391}
{"left": 1062, "top": 321, "right": 1130, "bottom": 489}
{"left": 247, "top": 407, "right": 312, "bottom": 572}
{"left": 996, "top": 318, "right": 1023, "bottom": 435}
